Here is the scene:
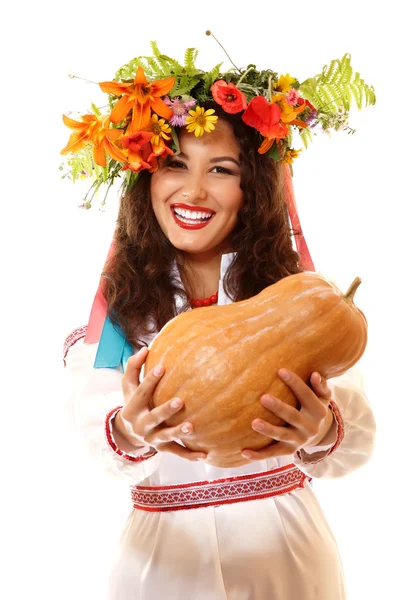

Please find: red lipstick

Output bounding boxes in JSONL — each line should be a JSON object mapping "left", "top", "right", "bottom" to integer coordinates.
{"left": 171, "top": 204, "right": 215, "bottom": 230}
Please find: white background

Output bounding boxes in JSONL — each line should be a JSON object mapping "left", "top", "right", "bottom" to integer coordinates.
{"left": 1, "top": 1, "right": 398, "bottom": 598}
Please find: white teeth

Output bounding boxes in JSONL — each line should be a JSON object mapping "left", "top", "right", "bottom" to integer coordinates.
{"left": 173, "top": 207, "right": 212, "bottom": 224}
{"left": 174, "top": 207, "right": 213, "bottom": 220}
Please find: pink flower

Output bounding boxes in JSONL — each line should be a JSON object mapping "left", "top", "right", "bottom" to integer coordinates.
{"left": 164, "top": 96, "right": 197, "bottom": 126}
{"left": 286, "top": 88, "right": 300, "bottom": 106}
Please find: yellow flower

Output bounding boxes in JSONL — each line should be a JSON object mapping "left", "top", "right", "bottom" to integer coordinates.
{"left": 282, "top": 148, "right": 302, "bottom": 164}
{"left": 274, "top": 74, "right": 296, "bottom": 94}
{"left": 271, "top": 93, "right": 306, "bottom": 125}
{"left": 185, "top": 106, "right": 218, "bottom": 137}
{"left": 150, "top": 114, "right": 171, "bottom": 146}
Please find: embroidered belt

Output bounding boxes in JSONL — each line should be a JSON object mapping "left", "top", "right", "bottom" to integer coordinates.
{"left": 131, "top": 463, "right": 311, "bottom": 512}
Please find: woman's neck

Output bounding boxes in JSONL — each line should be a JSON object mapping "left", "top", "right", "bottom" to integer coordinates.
{"left": 178, "top": 253, "right": 222, "bottom": 299}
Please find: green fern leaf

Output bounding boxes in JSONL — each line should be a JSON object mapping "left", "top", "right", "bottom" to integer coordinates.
{"left": 184, "top": 48, "right": 199, "bottom": 70}
{"left": 203, "top": 62, "right": 223, "bottom": 91}
{"left": 158, "top": 55, "right": 184, "bottom": 75}
{"left": 337, "top": 53, "right": 353, "bottom": 84}
{"left": 321, "top": 58, "right": 341, "bottom": 84}
{"left": 349, "top": 82, "right": 363, "bottom": 110}
{"left": 145, "top": 57, "right": 162, "bottom": 76}
{"left": 299, "top": 128, "right": 313, "bottom": 149}
{"left": 300, "top": 54, "right": 376, "bottom": 116}
{"left": 91, "top": 103, "right": 102, "bottom": 117}
{"left": 150, "top": 41, "right": 161, "bottom": 58}
{"left": 173, "top": 76, "right": 201, "bottom": 97}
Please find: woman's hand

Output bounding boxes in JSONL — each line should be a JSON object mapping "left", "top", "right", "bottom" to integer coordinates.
{"left": 241, "top": 369, "right": 335, "bottom": 461}
{"left": 114, "top": 346, "right": 207, "bottom": 461}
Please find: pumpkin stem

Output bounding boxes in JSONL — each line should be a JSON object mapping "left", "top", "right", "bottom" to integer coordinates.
{"left": 344, "top": 277, "right": 362, "bottom": 302}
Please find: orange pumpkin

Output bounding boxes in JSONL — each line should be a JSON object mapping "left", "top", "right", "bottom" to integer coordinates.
{"left": 144, "top": 272, "right": 367, "bottom": 467}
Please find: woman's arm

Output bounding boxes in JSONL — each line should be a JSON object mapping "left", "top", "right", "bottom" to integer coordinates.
{"left": 293, "top": 368, "right": 376, "bottom": 478}
{"left": 64, "top": 336, "right": 161, "bottom": 484}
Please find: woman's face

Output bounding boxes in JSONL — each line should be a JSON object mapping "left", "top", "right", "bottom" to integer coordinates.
{"left": 150, "top": 118, "right": 243, "bottom": 259}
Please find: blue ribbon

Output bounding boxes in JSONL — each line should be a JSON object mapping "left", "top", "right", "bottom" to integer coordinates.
{"left": 94, "top": 315, "right": 134, "bottom": 372}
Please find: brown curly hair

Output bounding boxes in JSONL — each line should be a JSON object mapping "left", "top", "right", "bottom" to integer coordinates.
{"left": 102, "top": 103, "right": 303, "bottom": 349}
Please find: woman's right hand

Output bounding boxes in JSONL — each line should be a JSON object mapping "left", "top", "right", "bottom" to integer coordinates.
{"left": 113, "top": 346, "right": 207, "bottom": 461}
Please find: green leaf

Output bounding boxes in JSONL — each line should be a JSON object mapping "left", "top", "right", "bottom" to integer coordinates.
{"left": 184, "top": 47, "right": 199, "bottom": 71}
{"left": 299, "top": 54, "right": 376, "bottom": 115}
{"left": 170, "top": 127, "right": 181, "bottom": 154}
{"left": 299, "top": 127, "right": 313, "bottom": 149}
{"left": 150, "top": 40, "right": 161, "bottom": 58}
{"left": 267, "top": 142, "right": 281, "bottom": 162}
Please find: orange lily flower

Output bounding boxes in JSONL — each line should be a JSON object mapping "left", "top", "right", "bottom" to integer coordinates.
{"left": 120, "top": 131, "right": 153, "bottom": 173}
{"left": 147, "top": 144, "right": 175, "bottom": 173}
{"left": 61, "top": 114, "right": 126, "bottom": 167}
{"left": 272, "top": 93, "right": 307, "bottom": 127}
{"left": 99, "top": 67, "right": 174, "bottom": 132}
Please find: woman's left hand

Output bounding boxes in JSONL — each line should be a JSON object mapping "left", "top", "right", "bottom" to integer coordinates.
{"left": 241, "top": 369, "right": 335, "bottom": 461}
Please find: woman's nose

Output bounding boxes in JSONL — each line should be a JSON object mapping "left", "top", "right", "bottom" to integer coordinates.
{"left": 181, "top": 172, "right": 207, "bottom": 202}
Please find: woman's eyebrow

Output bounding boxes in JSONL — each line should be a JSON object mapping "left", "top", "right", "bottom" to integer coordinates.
{"left": 209, "top": 156, "right": 241, "bottom": 167}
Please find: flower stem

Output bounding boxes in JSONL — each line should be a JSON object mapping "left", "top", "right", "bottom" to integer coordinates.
{"left": 237, "top": 66, "right": 255, "bottom": 86}
{"left": 205, "top": 30, "right": 240, "bottom": 72}
{"left": 267, "top": 75, "right": 273, "bottom": 101}
{"left": 68, "top": 74, "right": 97, "bottom": 85}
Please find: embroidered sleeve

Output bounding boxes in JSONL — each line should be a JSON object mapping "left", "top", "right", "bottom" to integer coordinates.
{"left": 64, "top": 336, "right": 161, "bottom": 484}
{"left": 295, "top": 400, "right": 344, "bottom": 464}
{"left": 105, "top": 407, "right": 157, "bottom": 462}
{"left": 294, "top": 369, "right": 376, "bottom": 479}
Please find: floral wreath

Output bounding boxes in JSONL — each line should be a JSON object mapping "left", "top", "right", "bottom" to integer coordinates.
{"left": 60, "top": 31, "right": 375, "bottom": 209}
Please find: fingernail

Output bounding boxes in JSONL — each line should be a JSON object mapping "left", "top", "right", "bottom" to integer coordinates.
{"left": 242, "top": 451, "right": 253, "bottom": 459}
{"left": 279, "top": 368, "right": 290, "bottom": 381}
{"left": 252, "top": 420, "right": 264, "bottom": 432}
{"left": 153, "top": 364, "right": 164, "bottom": 376}
{"left": 170, "top": 398, "right": 183, "bottom": 409}
{"left": 262, "top": 395, "right": 275, "bottom": 407}
{"left": 181, "top": 424, "right": 191, "bottom": 434}
{"left": 196, "top": 454, "right": 207, "bottom": 460}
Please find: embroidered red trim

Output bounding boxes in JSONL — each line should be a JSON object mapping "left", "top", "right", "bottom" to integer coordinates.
{"left": 295, "top": 400, "right": 345, "bottom": 463}
{"left": 328, "top": 399, "right": 345, "bottom": 455}
{"left": 131, "top": 463, "right": 312, "bottom": 512}
{"left": 105, "top": 406, "right": 157, "bottom": 463}
{"left": 63, "top": 325, "right": 87, "bottom": 366}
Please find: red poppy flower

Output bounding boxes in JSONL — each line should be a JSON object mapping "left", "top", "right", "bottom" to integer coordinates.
{"left": 211, "top": 80, "right": 248, "bottom": 114}
{"left": 242, "top": 96, "right": 288, "bottom": 139}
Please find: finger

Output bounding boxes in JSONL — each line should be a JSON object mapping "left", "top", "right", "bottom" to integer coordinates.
{"left": 260, "top": 394, "right": 305, "bottom": 429}
{"left": 158, "top": 441, "right": 207, "bottom": 461}
{"left": 152, "top": 417, "right": 195, "bottom": 443}
{"left": 242, "top": 442, "right": 292, "bottom": 461}
{"left": 121, "top": 347, "right": 149, "bottom": 395}
{"left": 310, "top": 372, "right": 332, "bottom": 403}
{"left": 123, "top": 360, "right": 166, "bottom": 414}
{"left": 143, "top": 397, "right": 186, "bottom": 429}
{"left": 278, "top": 369, "right": 326, "bottom": 419}
{"left": 251, "top": 416, "right": 304, "bottom": 445}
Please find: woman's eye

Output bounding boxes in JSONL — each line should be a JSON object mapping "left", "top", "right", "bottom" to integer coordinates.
{"left": 167, "top": 160, "right": 187, "bottom": 169}
{"left": 212, "top": 166, "right": 233, "bottom": 174}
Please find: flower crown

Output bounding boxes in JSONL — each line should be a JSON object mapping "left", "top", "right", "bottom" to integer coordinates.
{"left": 60, "top": 31, "right": 375, "bottom": 209}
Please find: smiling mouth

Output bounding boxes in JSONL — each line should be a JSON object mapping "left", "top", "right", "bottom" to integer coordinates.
{"left": 170, "top": 204, "right": 215, "bottom": 228}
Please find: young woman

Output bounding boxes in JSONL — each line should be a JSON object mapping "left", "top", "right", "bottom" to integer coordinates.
{"left": 63, "top": 45, "right": 376, "bottom": 599}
